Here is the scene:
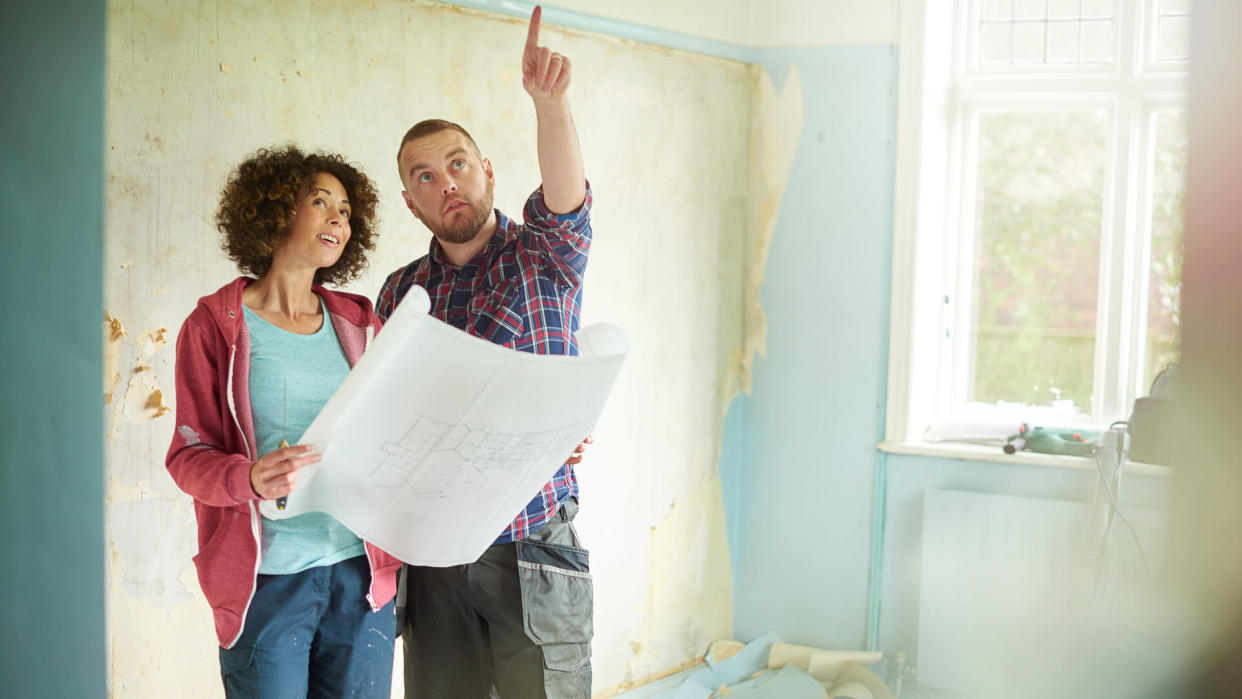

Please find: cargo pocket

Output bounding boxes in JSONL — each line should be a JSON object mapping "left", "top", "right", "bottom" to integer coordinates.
{"left": 218, "top": 644, "right": 259, "bottom": 694}
{"left": 516, "top": 538, "right": 593, "bottom": 696}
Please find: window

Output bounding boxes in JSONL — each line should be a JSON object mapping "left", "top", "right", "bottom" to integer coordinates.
{"left": 887, "top": 0, "right": 1189, "bottom": 444}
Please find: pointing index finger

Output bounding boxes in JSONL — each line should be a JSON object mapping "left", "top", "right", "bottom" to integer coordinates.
{"left": 526, "top": 5, "right": 542, "bottom": 51}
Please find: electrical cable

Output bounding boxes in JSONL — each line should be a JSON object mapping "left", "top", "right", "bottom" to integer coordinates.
{"left": 1086, "top": 429, "right": 1152, "bottom": 614}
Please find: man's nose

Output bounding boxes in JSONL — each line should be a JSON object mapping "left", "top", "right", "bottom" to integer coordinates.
{"left": 441, "top": 177, "right": 458, "bottom": 196}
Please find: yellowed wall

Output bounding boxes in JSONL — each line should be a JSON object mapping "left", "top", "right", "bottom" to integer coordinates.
{"left": 104, "top": 1, "right": 768, "bottom": 696}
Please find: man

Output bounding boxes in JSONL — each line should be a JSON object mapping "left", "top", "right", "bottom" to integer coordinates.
{"left": 375, "top": 6, "right": 594, "bottom": 698}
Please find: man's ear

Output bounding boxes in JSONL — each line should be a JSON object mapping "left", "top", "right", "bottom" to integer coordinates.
{"left": 402, "top": 190, "right": 421, "bottom": 220}
{"left": 483, "top": 158, "right": 495, "bottom": 185}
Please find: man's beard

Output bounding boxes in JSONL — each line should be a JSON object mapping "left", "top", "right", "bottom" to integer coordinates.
{"left": 424, "top": 182, "right": 494, "bottom": 245}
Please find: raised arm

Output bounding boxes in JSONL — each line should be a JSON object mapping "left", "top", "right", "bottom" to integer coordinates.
{"left": 521, "top": 5, "right": 586, "bottom": 214}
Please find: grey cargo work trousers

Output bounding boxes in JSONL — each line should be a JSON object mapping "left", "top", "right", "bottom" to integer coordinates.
{"left": 400, "top": 498, "right": 593, "bottom": 698}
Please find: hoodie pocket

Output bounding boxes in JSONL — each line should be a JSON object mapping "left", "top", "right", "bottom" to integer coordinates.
{"left": 191, "top": 508, "right": 250, "bottom": 611}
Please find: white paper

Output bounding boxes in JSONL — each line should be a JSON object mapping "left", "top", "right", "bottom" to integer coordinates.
{"left": 259, "top": 285, "right": 629, "bottom": 566}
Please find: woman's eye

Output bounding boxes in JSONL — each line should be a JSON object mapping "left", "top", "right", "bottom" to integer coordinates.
{"left": 313, "top": 198, "right": 326, "bottom": 207}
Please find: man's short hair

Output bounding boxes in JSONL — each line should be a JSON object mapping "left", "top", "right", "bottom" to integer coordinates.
{"left": 397, "top": 119, "right": 482, "bottom": 169}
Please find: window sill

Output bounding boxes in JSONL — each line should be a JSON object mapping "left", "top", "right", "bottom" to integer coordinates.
{"left": 877, "top": 439, "right": 1173, "bottom": 478}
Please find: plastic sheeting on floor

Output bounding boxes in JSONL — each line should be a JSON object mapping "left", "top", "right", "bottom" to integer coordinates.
{"left": 614, "top": 633, "right": 896, "bottom": 699}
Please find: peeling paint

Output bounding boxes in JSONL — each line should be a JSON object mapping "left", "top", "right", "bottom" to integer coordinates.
{"left": 107, "top": 320, "right": 173, "bottom": 424}
{"left": 734, "top": 63, "right": 803, "bottom": 399}
{"left": 107, "top": 476, "right": 155, "bottom": 504}
{"left": 145, "top": 388, "right": 172, "bottom": 417}
{"left": 105, "top": 372, "right": 121, "bottom": 404}
{"left": 106, "top": 313, "right": 127, "bottom": 342}
{"left": 117, "top": 373, "right": 172, "bottom": 423}
{"left": 104, "top": 312, "right": 127, "bottom": 403}
{"left": 136, "top": 326, "right": 169, "bottom": 359}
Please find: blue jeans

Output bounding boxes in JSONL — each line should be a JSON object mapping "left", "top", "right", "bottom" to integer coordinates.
{"left": 220, "top": 555, "right": 396, "bottom": 698}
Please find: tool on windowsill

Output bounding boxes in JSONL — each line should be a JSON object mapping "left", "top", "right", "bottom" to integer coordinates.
{"left": 1003, "top": 423, "right": 1030, "bottom": 454}
{"left": 1004, "top": 422, "right": 1099, "bottom": 458}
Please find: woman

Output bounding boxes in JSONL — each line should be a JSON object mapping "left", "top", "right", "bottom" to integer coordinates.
{"left": 166, "top": 145, "right": 401, "bottom": 697}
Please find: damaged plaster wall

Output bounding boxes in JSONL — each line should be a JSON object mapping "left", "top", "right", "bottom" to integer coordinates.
{"left": 104, "top": 0, "right": 763, "bottom": 695}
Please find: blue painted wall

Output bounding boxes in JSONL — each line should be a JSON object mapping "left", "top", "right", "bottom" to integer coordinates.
{"left": 729, "top": 45, "right": 898, "bottom": 650}
{"left": 0, "top": 1, "right": 107, "bottom": 695}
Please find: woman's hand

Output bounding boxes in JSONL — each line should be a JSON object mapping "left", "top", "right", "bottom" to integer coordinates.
{"left": 249, "top": 444, "right": 320, "bottom": 500}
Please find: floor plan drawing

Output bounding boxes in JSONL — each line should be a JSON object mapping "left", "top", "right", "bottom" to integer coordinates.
{"left": 371, "top": 416, "right": 596, "bottom": 498}
{"left": 257, "top": 286, "right": 629, "bottom": 566}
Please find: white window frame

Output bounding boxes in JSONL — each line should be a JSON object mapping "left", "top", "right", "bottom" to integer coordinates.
{"left": 885, "top": 0, "right": 1188, "bottom": 448}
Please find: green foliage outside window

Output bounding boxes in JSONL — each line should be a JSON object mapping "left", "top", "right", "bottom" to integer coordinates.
{"left": 971, "top": 111, "right": 1108, "bottom": 412}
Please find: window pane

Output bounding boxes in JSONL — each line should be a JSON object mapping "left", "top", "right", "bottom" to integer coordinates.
{"left": 1048, "top": 0, "right": 1080, "bottom": 19}
{"left": 1157, "top": 16, "right": 1191, "bottom": 61}
{"left": 1047, "top": 20, "right": 1080, "bottom": 62}
{"left": 981, "top": 0, "right": 1013, "bottom": 21}
{"left": 1144, "top": 112, "right": 1187, "bottom": 390}
{"left": 970, "top": 111, "right": 1110, "bottom": 413}
{"left": 980, "top": 22, "right": 1014, "bottom": 63}
{"left": 1081, "top": 20, "right": 1115, "bottom": 62}
{"left": 1013, "top": 22, "right": 1047, "bottom": 62}
{"left": 1082, "top": 0, "right": 1116, "bottom": 19}
{"left": 976, "top": 3, "right": 1116, "bottom": 67}
{"left": 1015, "top": 0, "right": 1047, "bottom": 20}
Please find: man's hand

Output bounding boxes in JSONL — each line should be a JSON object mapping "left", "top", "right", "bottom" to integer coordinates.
{"left": 522, "top": 6, "right": 571, "bottom": 102}
{"left": 566, "top": 434, "right": 594, "bottom": 466}
{"left": 250, "top": 444, "right": 320, "bottom": 500}
{"left": 518, "top": 6, "right": 586, "bottom": 213}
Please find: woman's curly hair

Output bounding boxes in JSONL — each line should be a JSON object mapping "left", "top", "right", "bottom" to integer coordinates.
{"left": 216, "top": 145, "right": 379, "bottom": 286}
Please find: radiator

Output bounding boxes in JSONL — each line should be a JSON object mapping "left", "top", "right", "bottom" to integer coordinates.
{"left": 915, "top": 488, "right": 1165, "bottom": 694}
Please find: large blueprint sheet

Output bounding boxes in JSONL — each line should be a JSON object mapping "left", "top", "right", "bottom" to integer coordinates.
{"left": 259, "top": 286, "right": 629, "bottom": 566}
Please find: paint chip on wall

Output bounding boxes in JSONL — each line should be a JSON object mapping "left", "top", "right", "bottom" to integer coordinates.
{"left": 136, "top": 327, "right": 168, "bottom": 358}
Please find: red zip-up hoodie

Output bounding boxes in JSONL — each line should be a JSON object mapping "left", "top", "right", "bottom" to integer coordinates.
{"left": 165, "top": 277, "right": 401, "bottom": 648}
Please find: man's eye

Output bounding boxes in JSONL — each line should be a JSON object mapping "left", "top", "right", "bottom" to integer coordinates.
{"left": 418, "top": 173, "right": 432, "bottom": 183}
{"left": 452, "top": 159, "right": 465, "bottom": 169}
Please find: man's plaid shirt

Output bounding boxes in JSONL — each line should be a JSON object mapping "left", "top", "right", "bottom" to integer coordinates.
{"left": 376, "top": 184, "right": 592, "bottom": 545}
